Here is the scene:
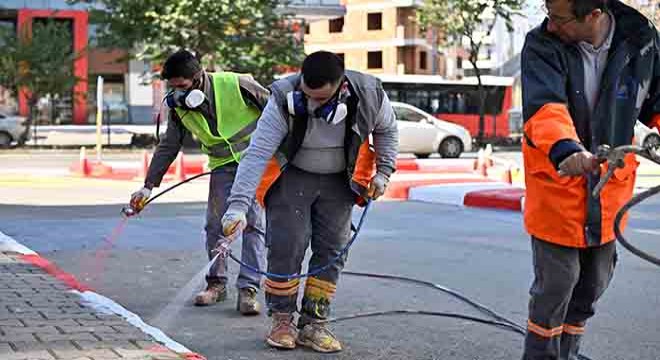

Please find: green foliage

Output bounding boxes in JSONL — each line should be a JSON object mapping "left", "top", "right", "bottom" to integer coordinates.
{"left": 0, "top": 20, "right": 82, "bottom": 131}
{"left": 80, "top": 0, "right": 304, "bottom": 83}
{"left": 418, "top": 0, "right": 524, "bottom": 143}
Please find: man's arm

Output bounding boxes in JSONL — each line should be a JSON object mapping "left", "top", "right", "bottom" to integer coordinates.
{"left": 638, "top": 32, "right": 660, "bottom": 130}
{"left": 144, "top": 110, "right": 185, "bottom": 188}
{"left": 521, "top": 32, "right": 583, "bottom": 168}
{"left": 227, "top": 95, "right": 289, "bottom": 213}
{"left": 372, "top": 91, "right": 399, "bottom": 177}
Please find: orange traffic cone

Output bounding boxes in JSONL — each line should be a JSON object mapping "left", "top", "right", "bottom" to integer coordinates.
{"left": 478, "top": 150, "right": 488, "bottom": 177}
{"left": 484, "top": 144, "right": 494, "bottom": 167}
{"left": 79, "top": 146, "right": 90, "bottom": 177}
{"left": 474, "top": 149, "right": 484, "bottom": 171}
{"left": 503, "top": 165, "right": 513, "bottom": 184}
{"left": 175, "top": 151, "right": 186, "bottom": 181}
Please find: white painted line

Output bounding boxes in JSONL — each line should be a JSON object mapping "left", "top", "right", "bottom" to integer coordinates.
{"left": 0, "top": 230, "right": 195, "bottom": 356}
{"left": 409, "top": 182, "right": 513, "bottom": 206}
{"left": 74, "top": 290, "right": 193, "bottom": 354}
{"left": 391, "top": 172, "right": 486, "bottom": 181}
{"left": 633, "top": 229, "right": 660, "bottom": 236}
{"left": 0, "top": 231, "right": 36, "bottom": 255}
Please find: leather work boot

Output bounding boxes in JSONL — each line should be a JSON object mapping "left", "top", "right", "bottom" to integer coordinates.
{"left": 236, "top": 287, "right": 261, "bottom": 315}
{"left": 296, "top": 322, "right": 342, "bottom": 353}
{"left": 194, "top": 279, "right": 226, "bottom": 306}
{"left": 266, "top": 312, "right": 297, "bottom": 350}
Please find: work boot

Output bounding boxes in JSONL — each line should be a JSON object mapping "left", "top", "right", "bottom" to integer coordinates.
{"left": 560, "top": 332, "right": 583, "bottom": 360}
{"left": 266, "top": 312, "right": 297, "bottom": 350}
{"left": 296, "top": 322, "right": 342, "bottom": 353}
{"left": 236, "top": 287, "right": 261, "bottom": 315}
{"left": 194, "top": 278, "right": 226, "bottom": 306}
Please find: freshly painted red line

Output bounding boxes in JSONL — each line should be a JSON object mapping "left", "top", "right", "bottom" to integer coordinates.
{"left": 146, "top": 345, "right": 207, "bottom": 359}
{"left": 19, "top": 254, "right": 92, "bottom": 292}
{"left": 183, "top": 353, "right": 208, "bottom": 360}
{"left": 463, "top": 188, "right": 525, "bottom": 211}
{"left": 395, "top": 159, "right": 419, "bottom": 171}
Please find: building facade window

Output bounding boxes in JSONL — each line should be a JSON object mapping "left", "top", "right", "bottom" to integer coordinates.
{"left": 329, "top": 17, "right": 344, "bottom": 33}
{"left": 367, "top": 51, "right": 383, "bottom": 69}
{"left": 419, "top": 51, "right": 427, "bottom": 70}
{"left": 367, "top": 13, "right": 382, "bottom": 30}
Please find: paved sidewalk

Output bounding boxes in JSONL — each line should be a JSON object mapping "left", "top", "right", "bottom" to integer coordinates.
{"left": 0, "top": 251, "right": 196, "bottom": 360}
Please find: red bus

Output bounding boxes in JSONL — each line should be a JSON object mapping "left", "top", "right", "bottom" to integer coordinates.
{"left": 375, "top": 74, "right": 516, "bottom": 143}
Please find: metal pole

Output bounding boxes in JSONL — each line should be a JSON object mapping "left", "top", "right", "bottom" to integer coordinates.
{"left": 105, "top": 104, "right": 111, "bottom": 146}
{"left": 95, "top": 76, "right": 103, "bottom": 161}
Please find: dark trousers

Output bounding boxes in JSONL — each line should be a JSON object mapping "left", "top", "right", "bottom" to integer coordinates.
{"left": 522, "top": 237, "right": 617, "bottom": 360}
{"left": 263, "top": 166, "right": 354, "bottom": 325}
{"left": 205, "top": 165, "right": 266, "bottom": 289}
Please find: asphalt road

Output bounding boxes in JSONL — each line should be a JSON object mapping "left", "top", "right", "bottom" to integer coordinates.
{"left": 1, "top": 197, "right": 659, "bottom": 360}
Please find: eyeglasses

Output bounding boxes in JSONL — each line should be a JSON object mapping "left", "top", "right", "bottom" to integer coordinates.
{"left": 547, "top": 13, "right": 577, "bottom": 26}
{"left": 542, "top": 4, "right": 577, "bottom": 27}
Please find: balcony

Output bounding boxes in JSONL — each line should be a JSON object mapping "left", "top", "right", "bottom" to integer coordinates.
{"left": 279, "top": 0, "right": 346, "bottom": 21}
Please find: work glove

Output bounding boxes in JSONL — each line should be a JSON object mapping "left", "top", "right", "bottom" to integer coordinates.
{"left": 221, "top": 206, "right": 247, "bottom": 237}
{"left": 129, "top": 187, "right": 152, "bottom": 211}
{"left": 368, "top": 172, "right": 390, "bottom": 200}
{"left": 558, "top": 151, "right": 599, "bottom": 176}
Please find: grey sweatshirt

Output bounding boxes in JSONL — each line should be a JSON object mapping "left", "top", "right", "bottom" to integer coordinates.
{"left": 227, "top": 89, "right": 399, "bottom": 213}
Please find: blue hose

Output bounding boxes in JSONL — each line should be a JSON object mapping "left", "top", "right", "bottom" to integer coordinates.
{"left": 223, "top": 200, "right": 372, "bottom": 280}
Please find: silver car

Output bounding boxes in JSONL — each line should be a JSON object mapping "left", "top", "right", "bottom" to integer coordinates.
{"left": 635, "top": 120, "right": 660, "bottom": 149}
{"left": 0, "top": 112, "right": 29, "bottom": 148}
{"left": 392, "top": 101, "right": 473, "bottom": 158}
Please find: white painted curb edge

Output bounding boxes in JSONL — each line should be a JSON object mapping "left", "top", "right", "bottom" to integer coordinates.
{"left": 74, "top": 290, "right": 193, "bottom": 354}
{"left": 0, "top": 230, "right": 37, "bottom": 255}
{"left": 0, "top": 230, "right": 195, "bottom": 356}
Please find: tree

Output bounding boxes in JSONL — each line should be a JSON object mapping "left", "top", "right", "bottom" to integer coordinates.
{"left": 80, "top": 0, "right": 304, "bottom": 84}
{"left": 0, "top": 20, "right": 82, "bottom": 144}
{"left": 418, "top": 0, "right": 523, "bottom": 145}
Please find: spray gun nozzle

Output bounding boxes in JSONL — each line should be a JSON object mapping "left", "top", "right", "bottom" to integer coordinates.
{"left": 121, "top": 206, "right": 139, "bottom": 218}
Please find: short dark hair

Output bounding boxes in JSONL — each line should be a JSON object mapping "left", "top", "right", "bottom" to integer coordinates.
{"left": 160, "top": 49, "right": 202, "bottom": 80}
{"left": 570, "top": 0, "right": 609, "bottom": 19}
{"left": 301, "top": 51, "right": 345, "bottom": 89}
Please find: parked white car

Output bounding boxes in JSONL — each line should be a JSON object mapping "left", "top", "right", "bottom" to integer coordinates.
{"left": 635, "top": 120, "right": 660, "bottom": 149}
{"left": 392, "top": 101, "right": 472, "bottom": 158}
{"left": 0, "top": 112, "right": 29, "bottom": 148}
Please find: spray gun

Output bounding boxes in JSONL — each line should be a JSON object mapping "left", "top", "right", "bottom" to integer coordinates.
{"left": 592, "top": 144, "right": 660, "bottom": 197}
{"left": 211, "top": 234, "right": 236, "bottom": 259}
{"left": 210, "top": 220, "right": 246, "bottom": 258}
{"left": 120, "top": 197, "right": 148, "bottom": 218}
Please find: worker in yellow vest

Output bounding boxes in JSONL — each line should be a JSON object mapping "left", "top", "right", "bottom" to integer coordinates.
{"left": 128, "top": 49, "right": 269, "bottom": 315}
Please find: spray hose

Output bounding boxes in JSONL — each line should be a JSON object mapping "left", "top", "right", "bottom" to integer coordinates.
{"left": 220, "top": 200, "right": 371, "bottom": 279}
{"left": 593, "top": 144, "right": 660, "bottom": 267}
{"left": 122, "top": 169, "right": 601, "bottom": 360}
{"left": 123, "top": 169, "right": 370, "bottom": 279}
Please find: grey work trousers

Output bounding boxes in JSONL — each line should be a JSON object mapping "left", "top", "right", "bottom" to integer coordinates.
{"left": 264, "top": 165, "right": 354, "bottom": 322}
{"left": 522, "top": 237, "right": 617, "bottom": 360}
{"left": 205, "top": 164, "right": 266, "bottom": 290}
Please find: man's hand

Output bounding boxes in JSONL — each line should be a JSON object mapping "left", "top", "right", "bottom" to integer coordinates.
{"left": 129, "top": 187, "right": 152, "bottom": 211}
{"left": 558, "top": 151, "right": 599, "bottom": 176}
{"left": 221, "top": 207, "right": 247, "bottom": 236}
{"left": 368, "top": 172, "right": 390, "bottom": 200}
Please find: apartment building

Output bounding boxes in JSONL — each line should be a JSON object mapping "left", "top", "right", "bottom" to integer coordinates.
{"left": 303, "top": 0, "right": 442, "bottom": 75}
{"left": 0, "top": 0, "right": 344, "bottom": 125}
